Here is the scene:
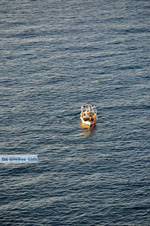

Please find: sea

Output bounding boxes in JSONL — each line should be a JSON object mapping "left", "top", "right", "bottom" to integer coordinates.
{"left": 0, "top": 0, "right": 150, "bottom": 225}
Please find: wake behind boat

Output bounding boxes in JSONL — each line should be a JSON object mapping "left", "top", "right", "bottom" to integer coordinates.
{"left": 80, "top": 104, "right": 97, "bottom": 128}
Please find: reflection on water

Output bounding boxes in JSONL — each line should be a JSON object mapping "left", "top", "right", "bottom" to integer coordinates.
{"left": 80, "top": 122, "right": 96, "bottom": 137}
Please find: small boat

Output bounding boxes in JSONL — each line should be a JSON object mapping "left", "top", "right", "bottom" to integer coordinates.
{"left": 80, "top": 104, "right": 97, "bottom": 128}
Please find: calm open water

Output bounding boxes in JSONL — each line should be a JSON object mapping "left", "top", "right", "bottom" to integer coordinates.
{"left": 0, "top": 0, "right": 150, "bottom": 225}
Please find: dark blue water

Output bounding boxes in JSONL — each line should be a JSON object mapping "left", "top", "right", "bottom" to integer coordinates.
{"left": 0, "top": 0, "right": 150, "bottom": 225}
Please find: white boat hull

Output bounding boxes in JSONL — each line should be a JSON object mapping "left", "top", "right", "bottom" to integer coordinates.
{"left": 80, "top": 104, "right": 97, "bottom": 128}
{"left": 80, "top": 116, "right": 95, "bottom": 127}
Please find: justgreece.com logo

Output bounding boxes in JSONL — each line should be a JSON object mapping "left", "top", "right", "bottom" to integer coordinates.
{"left": 0, "top": 155, "right": 38, "bottom": 164}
